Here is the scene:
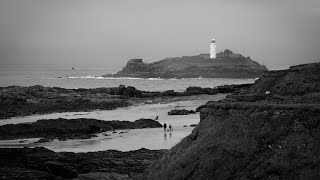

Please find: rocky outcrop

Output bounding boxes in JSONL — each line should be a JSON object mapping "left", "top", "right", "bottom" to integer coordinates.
{"left": 0, "top": 118, "right": 162, "bottom": 140}
{"left": 0, "top": 147, "right": 167, "bottom": 180}
{"left": 168, "top": 109, "right": 196, "bottom": 115}
{"left": 0, "top": 85, "right": 141, "bottom": 119}
{"left": 144, "top": 62, "right": 320, "bottom": 179}
{"left": 0, "top": 84, "right": 251, "bottom": 119}
{"left": 247, "top": 63, "right": 320, "bottom": 96}
{"left": 223, "top": 62, "right": 320, "bottom": 104}
{"left": 103, "top": 50, "right": 268, "bottom": 79}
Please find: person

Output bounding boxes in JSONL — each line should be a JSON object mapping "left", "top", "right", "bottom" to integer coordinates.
{"left": 169, "top": 124, "right": 172, "bottom": 131}
{"left": 163, "top": 123, "right": 167, "bottom": 132}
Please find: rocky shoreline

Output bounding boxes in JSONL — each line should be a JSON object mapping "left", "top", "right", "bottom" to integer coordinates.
{"left": 0, "top": 118, "right": 162, "bottom": 141}
{"left": 0, "top": 147, "right": 167, "bottom": 180}
{"left": 0, "top": 84, "right": 250, "bottom": 119}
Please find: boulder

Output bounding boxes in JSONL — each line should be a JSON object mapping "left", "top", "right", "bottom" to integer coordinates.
{"left": 168, "top": 109, "right": 196, "bottom": 115}
{"left": 36, "top": 138, "right": 52, "bottom": 143}
{"left": 185, "top": 86, "right": 205, "bottom": 95}
{"left": 123, "top": 86, "right": 142, "bottom": 97}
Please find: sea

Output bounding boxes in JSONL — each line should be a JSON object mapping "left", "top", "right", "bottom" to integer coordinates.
{"left": 0, "top": 64, "right": 257, "bottom": 152}
{"left": 0, "top": 64, "right": 256, "bottom": 91}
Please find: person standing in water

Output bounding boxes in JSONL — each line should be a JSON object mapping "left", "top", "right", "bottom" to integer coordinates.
{"left": 163, "top": 123, "right": 167, "bottom": 132}
{"left": 169, "top": 124, "right": 172, "bottom": 131}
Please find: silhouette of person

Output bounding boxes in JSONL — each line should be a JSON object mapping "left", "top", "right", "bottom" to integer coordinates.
{"left": 163, "top": 123, "right": 167, "bottom": 132}
{"left": 169, "top": 124, "right": 173, "bottom": 131}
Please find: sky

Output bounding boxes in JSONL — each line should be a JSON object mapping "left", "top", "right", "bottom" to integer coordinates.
{"left": 0, "top": 0, "right": 319, "bottom": 69}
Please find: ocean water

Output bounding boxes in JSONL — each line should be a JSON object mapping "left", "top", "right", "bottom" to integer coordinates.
{"left": 0, "top": 64, "right": 256, "bottom": 91}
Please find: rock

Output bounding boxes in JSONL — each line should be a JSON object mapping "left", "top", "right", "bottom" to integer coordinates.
{"left": 0, "top": 147, "right": 167, "bottom": 180}
{"left": 162, "top": 90, "right": 179, "bottom": 96}
{"left": 123, "top": 86, "right": 142, "bottom": 97}
{"left": 185, "top": 86, "right": 205, "bottom": 95}
{"left": 0, "top": 85, "right": 130, "bottom": 119}
{"left": 0, "top": 118, "right": 162, "bottom": 141}
{"left": 75, "top": 172, "right": 131, "bottom": 180}
{"left": 134, "top": 118, "right": 163, "bottom": 128}
{"left": 190, "top": 124, "right": 197, "bottom": 127}
{"left": 168, "top": 109, "right": 196, "bottom": 115}
{"left": 189, "top": 110, "right": 196, "bottom": 114}
{"left": 44, "top": 161, "right": 78, "bottom": 179}
{"left": 36, "top": 138, "right": 53, "bottom": 143}
{"left": 0, "top": 167, "right": 62, "bottom": 180}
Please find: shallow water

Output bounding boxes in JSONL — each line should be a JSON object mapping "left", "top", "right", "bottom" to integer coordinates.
{"left": 0, "top": 94, "right": 226, "bottom": 152}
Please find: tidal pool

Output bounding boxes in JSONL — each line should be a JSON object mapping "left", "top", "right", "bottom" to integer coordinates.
{"left": 0, "top": 94, "right": 226, "bottom": 152}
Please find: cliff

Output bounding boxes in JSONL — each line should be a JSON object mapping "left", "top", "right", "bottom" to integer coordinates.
{"left": 144, "top": 62, "right": 320, "bottom": 179}
{"left": 103, "top": 49, "right": 268, "bottom": 79}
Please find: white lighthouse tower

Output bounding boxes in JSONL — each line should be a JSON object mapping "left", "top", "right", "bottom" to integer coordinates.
{"left": 210, "top": 38, "right": 216, "bottom": 59}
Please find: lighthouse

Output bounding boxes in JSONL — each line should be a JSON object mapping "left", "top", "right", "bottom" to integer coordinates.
{"left": 210, "top": 38, "right": 216, "bottom": 59}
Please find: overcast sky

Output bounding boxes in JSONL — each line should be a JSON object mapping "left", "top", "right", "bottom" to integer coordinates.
{"left": 0, "top": 0, "right": 319, "bottom": 68}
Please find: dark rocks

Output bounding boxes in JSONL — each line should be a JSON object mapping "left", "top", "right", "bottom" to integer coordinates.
{"left": 0, "top": 147, "right": 167, "bottom": 180}
{"left": 44, "top": 161, "right": 77, "bottom": 179}
{"left": 168, "top": 109, "right": 196, "bottom": 115}
{"left": 0, "top": 84, "right": 253, "bottom": 119}
{"left": 0, "top": 85, "right": 131, "bottom": 119}
{"left": 74, "top": 172, "right": 131, "bottom": 180}
{"left": 0, "top": 118, "right": 162, "bottom": 140}
{"left": 0, "top": 167, "right": 63, "bottom": 180}
{"left": 134, "top": 118, "right": 163, "bottom": 128}
{"left": 123, "top": 86, "right": 142, "bottom": 97}
{"left": 162, "top": 90, "right": 180, "bottom": 96}
{"left": 36, "top": 138, "right": 53, "bottom": 143}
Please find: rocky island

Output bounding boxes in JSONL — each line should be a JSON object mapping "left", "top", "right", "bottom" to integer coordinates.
{"left": 103, "top": 49, "right": 268, "bottom": 79}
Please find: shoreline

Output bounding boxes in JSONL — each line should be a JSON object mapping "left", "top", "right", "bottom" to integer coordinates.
{"left": 0, "top": 93, "right": 227, "bottom": 152}
{"left": 0, "top": 84, "right": 246, "bottom": 119}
